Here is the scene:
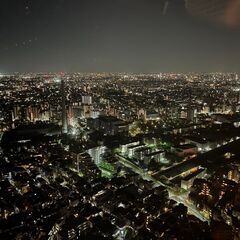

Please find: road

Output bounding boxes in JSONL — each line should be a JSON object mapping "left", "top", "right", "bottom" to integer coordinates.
{"left": 116, "top": 153, "right": 210, "bottom": 223}
{"left": 116, "top": 154, "right": 170, "bottom": 188}
{"left": 169, "top": 193, "right": 209, "bottom": 223}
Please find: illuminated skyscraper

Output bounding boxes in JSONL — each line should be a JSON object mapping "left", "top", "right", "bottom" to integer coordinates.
{"left": 61, "top": 78, "right": 68, "bottom": 134}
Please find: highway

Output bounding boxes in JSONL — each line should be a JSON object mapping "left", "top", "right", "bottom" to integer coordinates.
{"left": 116, "top": 153, "right": 210, "bottom": 223}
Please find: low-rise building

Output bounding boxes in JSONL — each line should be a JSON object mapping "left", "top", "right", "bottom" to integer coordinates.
{"left": 171, "top": 144, "right": 198, "bottom": 158}
{"left": 144, "top": 150, "right": 165, "bottom": 164}
{"left": 181, "top": 168, "right": 206, "bottom": 190}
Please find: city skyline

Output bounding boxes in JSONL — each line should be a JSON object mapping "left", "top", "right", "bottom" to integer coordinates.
{"left": 1, "top": 1, "right": 240, "bottom": 239}
{"left": 1, "top": 72, "right": 240, "bottom": 239}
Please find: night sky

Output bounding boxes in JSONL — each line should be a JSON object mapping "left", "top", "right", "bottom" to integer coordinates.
{"left": 1, "top": 0, "right": 240, "bottom": 73}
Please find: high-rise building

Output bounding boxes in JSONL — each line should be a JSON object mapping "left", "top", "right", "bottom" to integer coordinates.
{"left": 28, "top": 106, "right": 40, "bottom": 122}
{"left": 61, "top": 79, "right": 68, "bottom": 134}
{"left": 187, "top": 107, "right": 197, "bottom": 122}
{"left": 82, "top": 95, "right": 92, "bottom": 105}
{"left": 11, "top": 106, "right": 21, "bottom": 121}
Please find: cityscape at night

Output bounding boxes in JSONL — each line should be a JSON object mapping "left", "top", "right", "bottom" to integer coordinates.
{"left": 1, "top": 1, "right": 240, "bottom": 240}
